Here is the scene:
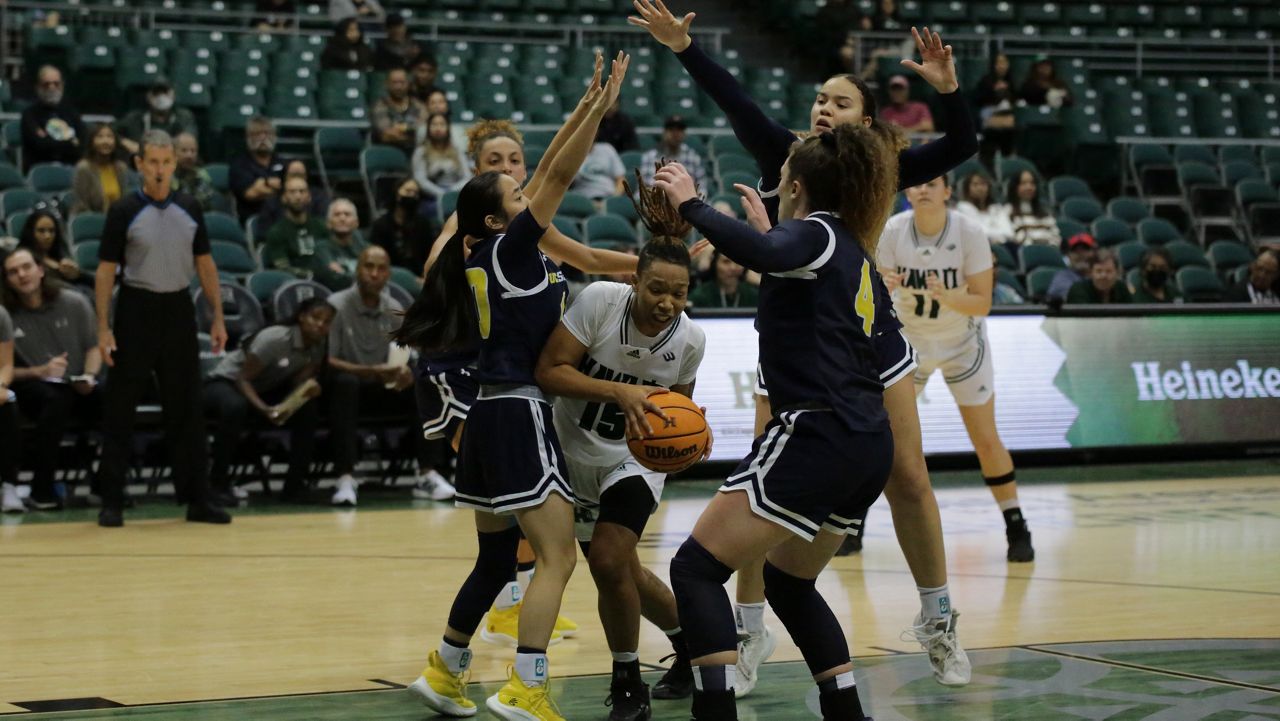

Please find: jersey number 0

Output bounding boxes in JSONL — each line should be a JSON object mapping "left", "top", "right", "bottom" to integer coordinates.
{"left": 465, "top": 267, "right": 491, "bottom": 339}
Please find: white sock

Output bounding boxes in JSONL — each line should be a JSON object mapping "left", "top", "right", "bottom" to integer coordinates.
{"left": 997, "top": 498, "right": 1021, "bottom": 512}
{"left": 611, "top": 651, "right": 639, "bottom": 663}
{"left": 515, "top": 650, "right": 548, "bottom": 687}
{"left": 438, "top": 640, "right": 472, "bottom": 674}
{"left": 917, "top": 584, "right": 952, "bottom": 622}
{"left": 517, "top": 567, "right": 535, "bottom": 594}
{"left": 735, "top": 602, "right": 766, "bottom": 635}
{"left": 494, "top": 580, "right": 521, "bottom": 610}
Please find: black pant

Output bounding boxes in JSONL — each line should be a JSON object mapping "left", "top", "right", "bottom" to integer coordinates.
{"left": 0, "top": 400, "right": 18, "bottom": 485}
{"left": 12, "top": 380, "right": 101, "bottom": 499}
{"left": 204, "top": 378, "right": 319, "bottom": 492}
{"left": 98, "top": 286, "right": 210, "bottom": 508}
{"left": 326, "top": 371, "right": 419, "bottom": 475}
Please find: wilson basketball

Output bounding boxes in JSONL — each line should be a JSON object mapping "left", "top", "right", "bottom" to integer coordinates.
{"left": 627, "top": 391, "right": 709, "bottom": 474}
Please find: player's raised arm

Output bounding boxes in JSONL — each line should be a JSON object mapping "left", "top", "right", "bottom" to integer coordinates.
{"left": 524, "top": 50, "right": 604, "bottom": 200}
{"left": 896, "top": 27, "right": 979, "bottom": 188}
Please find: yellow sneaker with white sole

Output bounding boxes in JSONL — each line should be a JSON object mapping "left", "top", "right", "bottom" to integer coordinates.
{"left": 553, "top": 613, "right": 578, "bottom": 638}
{"left": 485, "top": 667, "right": 564, "bottom": 721}
{"left": 480, "top": 603, "right": 564, "bottom": 647}
{"left": 406, "top": 650, "right": 476, "bottom": 717}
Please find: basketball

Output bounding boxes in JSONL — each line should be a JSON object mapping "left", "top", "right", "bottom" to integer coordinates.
{"left": 627, "top": 391, "right": 709, "bottom": 474}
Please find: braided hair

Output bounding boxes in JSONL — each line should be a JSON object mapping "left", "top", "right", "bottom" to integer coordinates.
{"left": 624, "top": 163, "right": 694, "bottom": 274}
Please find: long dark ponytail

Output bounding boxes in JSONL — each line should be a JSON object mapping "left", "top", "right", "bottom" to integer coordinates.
{"left": 393, "top": 172, "right": 508, "bottom": 353}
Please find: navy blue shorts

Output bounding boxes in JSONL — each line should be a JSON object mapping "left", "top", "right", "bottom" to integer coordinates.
{"left": 415, "top": 368, "right": 478, "bottom": 441}
{"left": 455, "top": 394, "right": 574, "bottom": 515}
{"left": 721, "top": 410, "right": 893, "bottom": 541}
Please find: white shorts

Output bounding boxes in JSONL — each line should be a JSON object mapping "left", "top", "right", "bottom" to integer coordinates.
{"left": 910, "top": 320, "right": 995, "bottom": 407}
{"left": 565, "top": 456, "right": 666, "bottom": 543}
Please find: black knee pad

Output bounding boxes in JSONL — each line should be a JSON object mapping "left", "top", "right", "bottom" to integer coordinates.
{"left": 597, "top": 477, "right": 657, "bottom": 539}
{"left": 446, "top": 525, "right": 520, "bottom": 634}
{"left": 763, "top": 562, "right": 850, "bottom": 676}
{"left": 983, "top": 471, "right": 1016, "bottom": 487}
{"left": 669, "top": 537, "right": 738, "bottom": 659}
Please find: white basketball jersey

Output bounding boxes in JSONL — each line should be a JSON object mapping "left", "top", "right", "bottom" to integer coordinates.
{"left": 553, "top": 282, "right": 707, "bottom": 467}
{"left": 876, "top": 209, "right": 993, "bottom": 341}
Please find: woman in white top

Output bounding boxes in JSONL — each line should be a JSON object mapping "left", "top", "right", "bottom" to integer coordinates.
{"left": 1005, "top": 170, "right": 1060, "bottom": 248}
{"left": 954, "top": 172, "right": 1012, "bottom": 244}
{"left": 411, "top": 113, "right": 469, "bottom": 200}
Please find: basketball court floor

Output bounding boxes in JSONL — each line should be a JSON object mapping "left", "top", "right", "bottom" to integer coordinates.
{"left": 1, "top": 458, "right": 1277, "bottom": 719}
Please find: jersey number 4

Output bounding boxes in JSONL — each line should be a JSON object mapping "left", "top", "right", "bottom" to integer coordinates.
{"left": 466, "top": 267, "right": 491, "bottom": 339}
{"left": 856, "top": 260, "right": 875, "bottom": 336}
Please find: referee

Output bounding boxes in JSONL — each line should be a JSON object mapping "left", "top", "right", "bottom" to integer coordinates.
{"left": 94, "top": 129, "right": 231, "bottom": 528}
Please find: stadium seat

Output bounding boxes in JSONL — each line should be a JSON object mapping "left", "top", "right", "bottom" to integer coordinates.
{"left": 26, "top": 163, "right": 74, "bottom": 195}
{"left": 1024, "top": 266, "right": 1059, "bottom": 302}
{"left": 1091, "top": 217, "right": 1135, "bottom": 247}
{"left": 551, "top": 215, "right": 581, "bottom": 241}
{"left": 360, "top": 145, "right": 409, "bottom": 213}
{"left": 437, "top": 190, "right": 459, "bottom": 223}
{"left": 1247, "top": 202, "right": 1280, "bottom": 244}
{"left": 1137, "top": 218, "right": 1183, "bottom": 246}
{"left": 557, "top": 192, "right": 596, "bottom": 220}
{"left": 206, "top": 163, "right": 230, "bottom": 194}
{"left": 246, "top": 269, "right": 296, "bottom": 306}
{"left": 1223, "top": 161, "right": 1263, "bottom": 187}
{"left": 1129, "top": 145, "right": 1179, "bottom": 198}
{"left": 74, "top": 241, "right": 100, "bottom": 274}
{"left": 716, "top": 153, "right": 760, "bottom": 177}
{"left": 604, "top": 195, "right": 639, "bottom": 225}
{"left": 390, "top": 266, "right": 422, "bottom": 295}
{"left": 1207, "top": 240, "right": 1254, "bottom": 279}
{"left": 210, "top": 240, "right": 258, "bottom": 276}
{"left": 718, "top": 171, "right": 760, "bottom": 195}
{"left": 7, "top": 211, "right": 30, "bottom": 237}
{"left": 205, "top": 211, "right": 248, "bottom": 248}
{"left": 386, "top": 281, "right": 415, "bottom": 310}
{"left": 0, "top": 163, "right": 26, "bottom": 192}
{"left": 1061, "top": 197, "right": 1104, "bottom": 223}
{"left": 1175, "top": 266, "right": 1224, "bottom": 302}
{"left": 585, "top": 214, "right": 637, "bottom": 246}
{"left": 1019, "top": 244, "right": 1064, "bottom": 273}
{"left": 195, "top": 283, "right": 264, "bottom": 349}
{"left": 69, "top": 212, "right": 105, "bottom": 243}
{"left": 1105, "top": 197, "right": 1151, "bottom": 225}
{"left": 990, "top": 242, "right": 1016, "bottom": 270}
{"left": 1055, "top": 218, "right": 1087, "bottom": 241}
{"left": 997, "top": 156, "right": 1039, "bottom": 186}
{"left": 1048, "top": 175, "right": 1093, "bottom": 206}
{"left": 1, "top": 188, "right": 40, "bottom": 218}
{"left": 1165, "top": 240, "right": 1211, "bottom": 269}
{"left": 1178, "top": 162, "right": 1235, "bottom": 222}
{"left": 1219, "top": 146, "right": 1257, "bottom": 164}
{"left": 994, "top": 267, "right": 1021, "bottom": 295}
{"left": 271, "top": 280, "right": 331, "bottom": 323}
{"left": 1173, "top": 146, "right": 1218, "bottom": 167}
{"left": 1115, "top": 241, "right": 1148, "bottom": 271}
{"left": 314, "top": 127, "right": 364, "bottom": 195}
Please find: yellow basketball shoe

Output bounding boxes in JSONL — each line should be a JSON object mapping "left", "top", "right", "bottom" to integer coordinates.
{"left": 406, "top": 651, "right": 476, "bottom": 717}
{"left": 553, "top": 613, "right": 578, "bottom": 638}
{"left": 480, "top": 603, "right": 564, "bottom": 647}
{"left": 485, "top": 668, "right": 564, "bottom": 721}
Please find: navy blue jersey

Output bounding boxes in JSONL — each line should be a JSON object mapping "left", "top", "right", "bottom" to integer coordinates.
{"left": 464, "top": 209, "right": 568, "bottom": 386}
{"left": 418, "top": 347, "right": 478, "bottom": 376}
{"left": 681, "top": 200, "right": 886, "bottom": 431}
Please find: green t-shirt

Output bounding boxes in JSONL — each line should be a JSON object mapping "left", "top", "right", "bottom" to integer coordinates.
{"left": 316, "top": 234, "right": 371, "bottom": 290}
{"left": 263, "top": 215, "right": 329, "bottom": 279}
{"left": 689, "top": 281, "right": 759, "bottom": 309}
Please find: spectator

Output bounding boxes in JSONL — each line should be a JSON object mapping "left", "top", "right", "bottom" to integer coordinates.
{"left": 373, "top": 13, "right": 423, "bottom": 71}
{"left": 991, "top": 251, "right": 1025, "bottom": 305}
{"left": 424, "top": 89, "right": 468, "bottom": 155}
{"left": 1224, "top": 249, "right": 1279, "bottom": 304}
{"left": 324, "top": 246, "right": 414, "bottom": 506}
{"left": 321, "top": 18, "right": 373, "bottom": 72}
{"left": 1130, "top": 247, "right": 1181, "bottom": 304}
{"left": 972, "top": 53, "right": 1018, "bottom": 169}
{"left": 871, "top": 0, "right": 902, "bottom": 29}
{"left": 640, "top": 115, "right": 707, "bottom": 190}
{"left": 1046, "top": 232, "right": 1096, "bottom": 303}
{"left": 205, "top": 297, "right": 333, "bottom": 503}
{"left": 263, "top": 176, "right": 328, "bottom": 280}
{"left": 21, "top": 65, "right": 85, "bottom": 171}
{"left": 113, "top": 78, "right": 197, "bottom": 157}
{"left": 252, "top": 0, "right": 297, "bottom": 30}
{"left": 954, "top": 171, "right": 1013, "bottom": 244}
{"left": 254, "top": 160, "right": 331, "bottom": 244}
{"left": 1006, "top": 170, "right": 1060, "bottom": 247}
{"left": 370, "top": 68, "right": 427, "bottom": 154}
{"left": 329, "top": 0, "right": 383, "bottom": 23}
{"left": 1068, "top": 250, "right": 1131, "bottom": 304}
{"left": 71, "top": 124, "right": 137, "bottom": 215}
{"left": 229, "top": 115, "right": 285, "bottom": 221}
{"left": 574, "top": 136, "right": 626, "bottom": 200}
{"left": 17, "top": 208, "right": 79, "bottom": 285}
{"left": 369, "top": 177, "right": 432, "bottom": 271}
{"left": 407, "top": 55, "right": 439, "bottom": 102}
{"left": 0, "top": 304, "right": 19, "bottom": 513}
{"left": 1020, "top": 54, "right": 1073, "bottom": 109}
{"left": 316, "top": 198, "right": 370, "bottom": 290}
{"left": 172, "top": 132, "right": 218, "bottom": 212}
{"left": 597, "top": 97, "right": 639, "bottom": 153}
{"left": 690, "top": 250, "right": 759, "bottom": 308}
{"left": 1, "top": 247, "right": 102, "bottom": 510}
{"left": 880, "top": 75, "right": 934, "bottom": 133}
{"left": 412, "top": 113, "right": 469, "bottom": 201}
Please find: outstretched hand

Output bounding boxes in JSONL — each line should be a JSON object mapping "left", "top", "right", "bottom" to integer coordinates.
{"left": 733, "top": 183, "right": 773, "bottom": 232}
{"left": 576, "top": 50, "right": 605, "bottom": 110}
{"left": 628, "top": 0, "right": 695, "bottom": 53}
{"left": 598, "top": 51, "right": 631, "bottom": 111}
{"left": 900, "top": 26, "right": 958, "bottom": 94}
{"left": 653, "top": 161, "right": 699, "bottom": 208}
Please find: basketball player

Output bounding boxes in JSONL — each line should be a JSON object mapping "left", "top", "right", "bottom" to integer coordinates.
{"left": 879, "top": 175, "right": 1033, "bottom": 562}
{"left": 415, "top": 55, "right": 641, "bottom": 652}
{"left": 535, "top": 175, "right": 708, "bottom": 720}
{"left": 397, "top": 51, "right": 629, "bottom": 721}
{"left": 655, "top": 124, "right": 902, "bottom": 721}
{"left": 633, "top": 0, "right": 976, "bottom": 689}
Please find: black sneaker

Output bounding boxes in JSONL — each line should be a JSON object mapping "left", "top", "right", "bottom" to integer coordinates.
{"left": 652, "top": 653, "right": 694, "bottom": 700}
{"left": 98, "top": 507, "right": 124, "bottom": 527}
{"left": 186, "top": 503, "right": 232, "bottom": 524}
{"left": 606, "top": 679, "right": 652, "bottom": 721}
{"left": 1006, "top": 524, "right": 1034, "bottom": 563}
{"left": 835, "top": 534, "right": 862, "bottom": 556}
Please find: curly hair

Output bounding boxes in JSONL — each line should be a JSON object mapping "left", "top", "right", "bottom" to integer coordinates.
{"left": 787, "top": 122, "right": 904, "bottom": 256}
{"left": 465, "top": 119, "right": 524, "bottom": 164}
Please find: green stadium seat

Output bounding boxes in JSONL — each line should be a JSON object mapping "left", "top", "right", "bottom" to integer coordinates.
{"left": 994, "top": 267, "right": 1020, "bottom": 295}
{"left": 390, "top": 266, "right": 422, "bottom": 294}
{"left": 604, "top": 195, "right": 640, "bottom": 225}
{"left": 1206, "top": 240, "right": 1254, "bottom": 278}
{"left": 1019, "top": 244, "right": 1063, "bottom": 273}
{"left": 718, "top": 171, "right": 760, "bottom": 195}
{"left": 69, "top": 212, "right": 106, "bottom": 243}
{"left": 557, "top": 192, "right": 596, "bottom": 220}
{"left": 585, "top": 214, "right": 637, "bottom": 245}
{"left": 1148, "top": 93, "right": 1197, "bottom": 138}
{"left": 1165, "top": 241, "right": 1210, "bottom": 270}
{"left": 1091, "top": 217, "right": 1135, "bottom": 247}
{"left": 360, "top": 145, "right": 410, "bottom": 213}
{"left": 210, "top": 240, "right": 257, "bottom": 276}
{"left": 1063, "top": 3, "right": 1106, "bottom": 25}
{"left": 1125, "top": 266, "right": 1142, "bottom": 291}
{"left": 990, "top": 242, "right": 1015, "bottom": 270}
{"left": 1048, "top": 175, "right": 1093, "bottom": 206}
{"left": 1137, "top": 218, "right": 1183, "bottom": 246}
{"left": 716, "top": 154, "right": 760, "bottom": 177}
{"left": 552, "top": 215, "right": 581, "bottom": 241}
{"left": 2, "top": 188, "right": 40, "bottom": 218}
{"left": 1207, "top": 6, "right": 1251, "bottom": 29}
{"left": 1219, "top": 146, "right": 1257, "bottom": 164}
{"left": 1061, "top": 197, "right": 1103, "bottom": 223}
{"left": 1175, "top": 266, "right": 1224, "bottom": 302}
{"left": 78, "top": 25, "right": 131, "bottom": 48}
{"left": 709, "top": 136, "right": 747, "bottom": 159}
{"left": 26, "top": 163, "right": 73, "bottom": 195}
{"left": 1237, "top": 178, "right": 1278, "bottom": 213}
{"left": 7, "top": 211, "right": 30, "bottom": 237}
{"left": 1115, "top": 241, "right": 1148, "bottom": 271}
{"left": 206, "top": 211, "right": 247, "bottom": 248}
{"left": 0, "top": 163, "right": 27, "bottom": 192}
{"left": 1106, "top": 197, "right": 1150, "bottom": 225}
{"left": 1111, "top": 4, "right": 1154, "bottom": 25}
{"left": 1024, "top": 267, "right": 1059, "bottom": 301}
{"left": 246, "top": 269, "right": 295, "bottom": 306}
{"left": 1130, "top": 145, "right": 1180, "bottom": 198}
{"left": 71, "top": 44, "right": 117, "bottom": 72}
{"left": 74, "top": 240, "right": 100, "bottom": 274}
{"left": 997, "top": 156, "right": 1039, "bottom": 186}
{"left": 1055, "top": 218, "right": 1087, "bottom": 241}
{"left": 314, "top": 127, "right": 364, "bottom": 194}
{"left": 1195, "top": 93, "right": 1242, "bottom": 139}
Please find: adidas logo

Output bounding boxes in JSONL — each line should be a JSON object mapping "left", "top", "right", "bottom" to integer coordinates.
{"left": 979, "top": 385, "right": 988, "bottom": 393}
{"left": 626, "top": 349, "right": 642, "bottom": 358}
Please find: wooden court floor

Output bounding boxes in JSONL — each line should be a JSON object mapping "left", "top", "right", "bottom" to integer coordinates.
{"left": 1, "top": 459, "right": 1278, "bottom": 719}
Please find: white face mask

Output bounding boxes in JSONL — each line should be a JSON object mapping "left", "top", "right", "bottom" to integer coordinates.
{"left": 38, "top": 88, "right": 63, "bottom": 106}
{"left": 150, "top": 93, "right": 175, "bottom": 112}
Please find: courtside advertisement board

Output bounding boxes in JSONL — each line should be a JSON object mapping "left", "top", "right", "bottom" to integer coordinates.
{"left": 690, "top": 312, "right": 1280, "bottom": 461}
